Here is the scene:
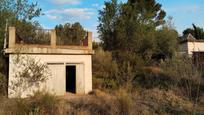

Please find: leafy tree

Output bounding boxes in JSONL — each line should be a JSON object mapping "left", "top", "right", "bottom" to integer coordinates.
{"left": 98, "top": 0, "right": 119, "bottom": 51}
{"left": 183, "top": 24, "right": 204, "bottom": 39}
{"left": 128, "top": 0, "right": 166, "bottom": 27}
{"left": 192, "top": 24, "right": 204, "bottom": 39}
{"left": 0, "top": 0, "right": 42, "bottom": 92}
{"left": 55, "top": 22, "right": 86, "bottom": 45}
{"left": 0, "top": 0, "right": 41, "bottom": 20}
{"left": 98, "top": 0, "right": 166, "bottom": 62}
{"left": 183, "top": 28, "right": 194, "bottom": 36}
{"left": 15, "top": 20, "right": 48, "bottom": 44}
{"left": 154, "top": 17, "right": 178, "bottom": 59}
{"left": 0, "top": 0, "right": 42, "bottom": 49}
{"left": 155, "top": 28, "right": 178, "bottom": 59}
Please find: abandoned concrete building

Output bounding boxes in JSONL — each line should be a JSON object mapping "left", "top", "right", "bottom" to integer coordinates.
{"left": 4, "top": 27, "right": 94, "bottom": 98}
{"left": 179, "top": 33, "right": 204, "bottom": 66}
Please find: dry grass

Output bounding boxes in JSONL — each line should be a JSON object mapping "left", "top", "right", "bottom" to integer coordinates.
{"left": 0, "top": 89, "right": 203, "bottom": 115}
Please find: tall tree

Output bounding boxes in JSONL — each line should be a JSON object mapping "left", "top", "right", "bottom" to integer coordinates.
{"left": 0, "top": 0, "right": 42, "bottom": 75}
{"left": 98, "top": 0, "right": 119, "bottom": 51}
{"left": 155, "top": 28, "right": 178, "bottom": 59}
{"left": 0, "top": 0, "right": 41, "bottom": 20}
{"left": 183, "top": 28, "right": 194, "bottom": 36}
{"left": 0, "top": 0, "right": 42, "bottom": 49}
{"left": 98, "top": 0, "right": 166, "bottom": 62}
{"left": 55, "top": 22, "right": 86, "bottom": 45}
{"left": 128, "top": 0, "right": 166, "bottom": 27}
{"left": 183, "top": 24, "right": 204, "bottom": 39}
{"left": 156, "top": 17, "right": 178, "bottom": 58}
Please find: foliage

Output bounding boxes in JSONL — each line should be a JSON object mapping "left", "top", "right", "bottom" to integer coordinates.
{"left": 15, "top": 20, "right": 50, "bottom": 45}
{"left": 0, "top": 3, "right": 41, "bottom": 83}
{"left": 127, "top": 0, "right": 166, "bottom": 26}
{"left": 55, "top": 22, "right": 86, "bottom": 45}
{"left": 0, "top": 0, "right": 42, "bottom": 84}
{"left": 183, "top": 28, "right": 194, "bottom": 37}
{"left": 0, "top": 88, "right": 203, "bottom": 115}
{"left": 98, "top": 0, "right": 169, "bottom": 63}
{"left": 93, "top": 47, "right": 138, "bottom": 90}
{"left": 183, "top": 24, "right": 204, "bottom": 39}
{"left": 116, "top": 88, "right": 133, "bottom": 115}
{"left": 0, "top": 91, "right": 59, "bottom": 115}
{"left": 10, "top": 54, "right": 50, "bottom": 97}
{"left": 161, "top": 56, "right": 203, "bottom": 102}
{"left": 92, "top": 47, "right": 119, "bottom": 89}
{"left": 0, "top": 0, "right": 42, "bottom": 50}
{"left": 98, "top": 0, "right": 119, "bottom": 51}
{"left": 134, "top": 67, "right": 173, "bottom": 89}
{"left": 132, "top": 88, "right": 197, "bottom": 114}
{"left": 29, "top": 91, "right": 59, "bottom": 114}
{"left": 0, "top": 0, "right": 41, "bottom": 20}
{"left": 155, "top": 27, "right": 178, "bottom": 59}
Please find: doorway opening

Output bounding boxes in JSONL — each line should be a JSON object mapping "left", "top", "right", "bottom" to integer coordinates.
{"left": 66, "top": 65, "right": 76, "bottom": 93}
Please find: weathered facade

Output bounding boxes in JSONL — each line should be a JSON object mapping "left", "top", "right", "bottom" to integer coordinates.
{"left": 4, "top": 27, "right": 94, "bottom": 98}
{"left": 179, "top": 34, "right": 204, "bottom": 56}
{"left": 179, "top": 34, "right": 204, "bottom": 67}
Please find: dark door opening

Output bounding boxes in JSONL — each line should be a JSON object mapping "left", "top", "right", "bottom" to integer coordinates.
{"left": 66, "top": 65, "right": 76, "bottom": 93}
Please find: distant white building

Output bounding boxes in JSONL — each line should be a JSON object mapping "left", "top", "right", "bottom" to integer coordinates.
{"left": 179, "top": 34, "right": 204, "bottom": 56}
{"left": 4, "top": 27, "right": 94, "bottom": 98}
{"left": 179, "top": 34, "right": 204, "bottom": 67}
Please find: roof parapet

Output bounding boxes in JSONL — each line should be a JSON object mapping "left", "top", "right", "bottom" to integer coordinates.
{"left": 7, "top": 27, "right": 93, "bottom": 50}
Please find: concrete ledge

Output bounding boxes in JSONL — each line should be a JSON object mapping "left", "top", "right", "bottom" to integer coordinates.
{"left": 4, "top": 47, "right": 94, "bottom": 55}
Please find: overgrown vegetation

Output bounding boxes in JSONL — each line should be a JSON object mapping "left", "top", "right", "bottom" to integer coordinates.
{"left": 183, "top": 24, "right": 204, "bottom": 40}
{"left": 55, "top": 22, "right": 86, "bottom": 45}
{"left": 9, "top": 54, "right": 50, "bottom": 98}
{"left": 0, "top": 0, "right": 43, "bottom": 91}
{"left": 92, "top": 46, "right": 204, "bottom": 114}
{"left": 0, "top": 91, "right": 59, "bottom": 115}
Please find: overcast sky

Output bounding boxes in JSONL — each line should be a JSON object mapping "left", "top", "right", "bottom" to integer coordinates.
{"left": 34, "top": 0, "right": 204, "bottom": 41}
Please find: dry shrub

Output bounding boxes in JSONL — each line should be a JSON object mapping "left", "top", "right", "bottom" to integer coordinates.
{"left": 0, "top": 91, "right": 59, "bottom": 115}
{"left": 142, "top": 66, "right": 162, "bottom": 74}
{"left": 93, "top": 48, "right": 138, "bottom": 91}
{"left": 0, "top": 98, "right": 30, "bottom": 115}
{"left": 132, "top": 88, "right": 195, "bottom": 114}
{"left": 115, "top": 88, "right": 133, "bottom": 115}
{"left": 161, "top": 57, "right": 203, "bottom": 101}
{"left": 92, "top": 47, "right": 119, "bottom": 90}
{"left": 28, "top": 91, "right": 59, "bottom": 115}
{"left": 134, "top": 66, "right": 174, "bottom": 89}
{"left": 135, "top": 56, "right": 203, "bottom": 102}
{"left": 1, "top": 89, "right": 203, "bottom": 115}
{"left": 67, "top": 90, "right": 119, "bottom": 115}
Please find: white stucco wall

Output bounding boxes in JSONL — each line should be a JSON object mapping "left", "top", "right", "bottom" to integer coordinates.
{"left": 179, "top": 42, "right": 204, "bottom": 56}
{"left": 187, "top": 42, "right": 204, "bottom": 55}
{"left": 8, "top": 54, "right": 92, "bottom": 98}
